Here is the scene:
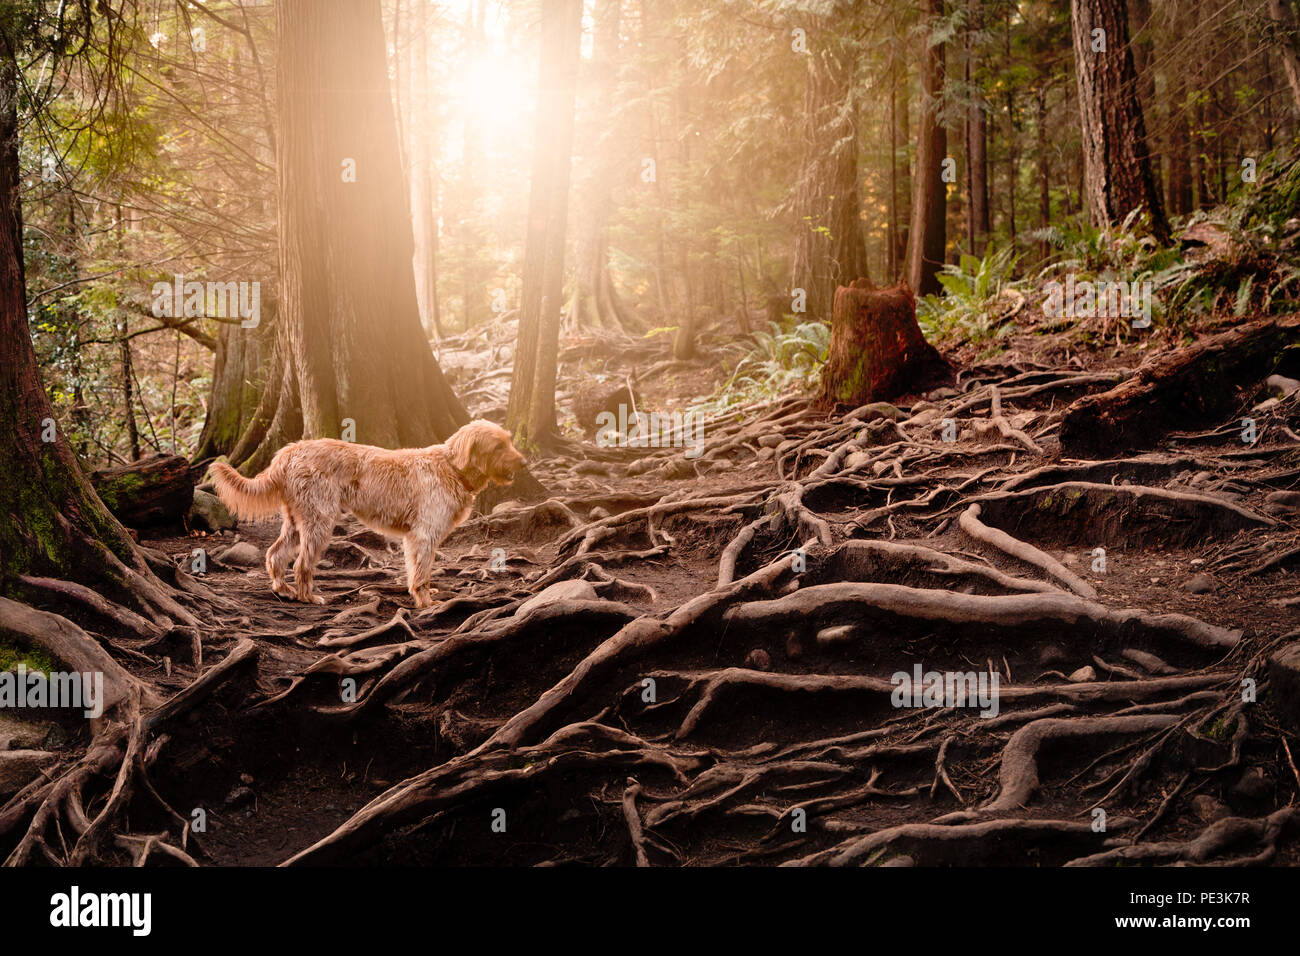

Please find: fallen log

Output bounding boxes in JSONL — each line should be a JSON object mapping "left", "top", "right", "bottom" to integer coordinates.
{"left": 1060, "top": 313, "right": 1300, "bottom": 456}
{"left": 90, "top": 455, "right": 201, "bottom": 529}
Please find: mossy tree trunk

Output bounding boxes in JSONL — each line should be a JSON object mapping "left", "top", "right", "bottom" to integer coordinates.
{"left": 1060, "top": 313, "right": 1300, "bottom": 457}
{"left": 193, "top": 315, "right": 268, "bottom": 462}
{"left": 0, "top": 43, "right": 190, "bottom": 622}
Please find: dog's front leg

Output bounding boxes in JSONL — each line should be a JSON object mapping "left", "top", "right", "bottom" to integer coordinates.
{"left": 403, "top": 533, "right": 436, "bottom": 609}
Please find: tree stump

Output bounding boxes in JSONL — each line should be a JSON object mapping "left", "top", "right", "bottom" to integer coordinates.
{"left": 91, "top": 455, "right": 201, "bottom": 528}
{"left": 818, "top": 280, "right": 950, "bottom": 407}
{"left": 572, "top": 380, "right": 639, "bottom": 439}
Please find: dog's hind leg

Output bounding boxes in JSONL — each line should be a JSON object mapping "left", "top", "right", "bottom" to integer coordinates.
{"left": 292, "top": 510, "right": 332, "bottom": 605}
{"left": 402, "top": 532, "right": 437, "bottom": 609}
{"left": 266, "top": 511, "right": 299, "bottom": 599}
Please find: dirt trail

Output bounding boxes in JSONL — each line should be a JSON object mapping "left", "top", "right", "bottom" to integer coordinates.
{"left": 6, "top": 321, "right": 1300, "bottom": 867}
{"left": 123, "top": 329, "right": 1300, "bottom": 867}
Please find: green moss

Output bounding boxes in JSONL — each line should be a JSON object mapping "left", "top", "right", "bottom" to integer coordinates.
{"left": 93, "top": 469, "right": 144, "bottom": 512}
{"left": 0, "top": 641, "right": 57, "bottom": 675}
{"left": 1204, "top": 717, "right": 1230, "bottom": 740}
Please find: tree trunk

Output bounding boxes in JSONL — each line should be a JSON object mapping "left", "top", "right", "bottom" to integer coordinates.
{"left": 907, "top": 0, "right": 948, "bottom": 297}
{"left": 818, "top": 280, "right": 950, "bottom": 407}
{"left": 965, "top": 0, "right": 990, "bottom": 256}
{"left": 117, "top": 315, "right": 140, "bottom": 461}
{"left": 671, "top": 42, "right": 698, "bottom": 361}
{"left": 569, "top": 0, "right": 629, "bottom": 334}
{"left": 193, "top": 317, "right": 266, "bottom": 461}
{"left": 790, "top": 15, "right": 868, "bottom": 320}
{"left": 893, "top": 49, "right": 912, "bottom": 278}
{"left": 1002, "top": 14, "right": 1017, "bottom": 247}
{"left": 888, "top": 54, "right": 901, "bottom": 279}
{"left": 1269, "top": 0, "right": 1300, "bottom": 117}
{"left": 408, "top": 0, "right": 444, "bottom": 339}
{"left": 252, "top": 0, "right": 467, "bottom": 462}
{"left": 0, "top": 40, "right": 187, "bottom": 620}
{"left": 507, "top": 0, "right": 583, "bottom": 448}
{"left": 1035, "top": 86, "right": 1051, "bottom": 260}
{"left": 1129, "top": 0, "right": 1157, "bottom": 123}
{"left": 1070, "top": 0, "right": 1171, "bottom": 243}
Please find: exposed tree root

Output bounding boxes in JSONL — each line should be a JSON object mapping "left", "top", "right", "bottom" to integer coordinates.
{"left": 18, "top": 354, "right": 1300, "bottom": 868}
{"left": 1065, "top": 807, "right": 1300, "bottom": 866}
{"left": 785, "top": 816, "right": 1138, "bottom": 866}
{"left": 959, "top": 503, "right": 1096, "bottom": 597}
{"left": 1, "top": 640, "right": 257, "bottom": 866}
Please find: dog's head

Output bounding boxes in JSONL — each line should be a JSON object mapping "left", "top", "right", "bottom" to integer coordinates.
{"left": 446, "top": 420, "right": 526, "bottom": 488}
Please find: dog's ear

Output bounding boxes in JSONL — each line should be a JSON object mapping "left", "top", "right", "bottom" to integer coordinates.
{"left": 448, "top": 426, "right": 477, "bottom": 474}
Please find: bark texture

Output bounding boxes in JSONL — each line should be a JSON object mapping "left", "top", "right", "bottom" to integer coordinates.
{"left": 266, "top": 0, "right": 467, "bottom": 456}
{"left": 907, "top": 0, "right": 948, "bottom": 296}
{"left": 818, "top": 280, "right": 950, "bottom": 407}
{"left": 1070, "top": 0, "right": 1170, "bottom": 243}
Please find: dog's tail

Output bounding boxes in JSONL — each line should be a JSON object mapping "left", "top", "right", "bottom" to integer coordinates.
{"left": 211, "top": 461, "right": 283, "bottom": 518}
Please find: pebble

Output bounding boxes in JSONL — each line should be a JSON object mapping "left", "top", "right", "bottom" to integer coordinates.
{"left": 1230, "top": 767, "right": 1270, "bottom": 802}
{"left": 217, "top": 542, "right": 261, "bottom": 567}
{"left": 816, "top": 625, "right": 855, "bottom": 646}
{"left": 1190, "top": 794, "right": 1228, "bottom": 823}
{"left": 224, "top": 786, "right": 254, "bottom": 809}
{"left": 658, "top": 458, "right": 697, "bottom": 480}
{"left": 848, "top": 401, "right": 903, "bottom": 423}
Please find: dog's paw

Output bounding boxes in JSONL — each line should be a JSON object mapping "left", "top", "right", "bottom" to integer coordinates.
{"left": 297, "top": 590, "right": 326, "bottom": 606}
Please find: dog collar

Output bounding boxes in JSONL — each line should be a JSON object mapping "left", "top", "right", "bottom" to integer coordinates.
{"left": 450, "top": 465, "right": 477, "bottom": 495}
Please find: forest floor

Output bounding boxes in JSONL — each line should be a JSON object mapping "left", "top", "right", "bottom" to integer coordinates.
{"left": 10, "top": 311, "right": 1300, "bottom": 867}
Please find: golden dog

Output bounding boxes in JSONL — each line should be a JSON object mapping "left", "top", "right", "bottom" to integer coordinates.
{"left": 211, "top": 420, "right": 525, "bottom": 607}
